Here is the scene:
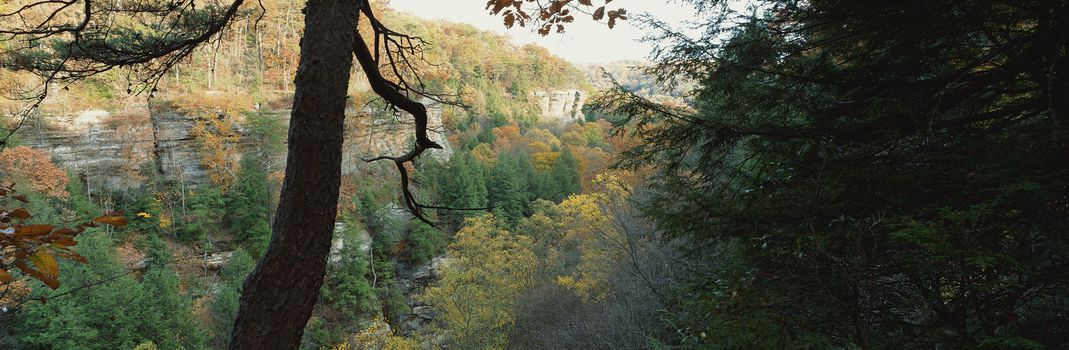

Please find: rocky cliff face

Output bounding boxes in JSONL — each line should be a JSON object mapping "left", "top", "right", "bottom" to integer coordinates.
{"left": 533, "top": 89, "right": 586, "bottom": 124}
{"left": 16, "top": 99, "right": 451, "bottom": 191}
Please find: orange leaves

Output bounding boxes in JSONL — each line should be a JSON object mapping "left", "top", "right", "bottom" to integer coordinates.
{"left": 174, "top": 93, "right": 249, "bottom": 188}
{"left": 0, "top": 146, "right": 70, "bottom": 198}
{"left": 1, "top": 187, "right": 126, "bottom": 290}
{"left": 92, "top": 213, "right": 128, "bottom": 226}
{"left": 14, "top": 225, "right": 53, "bottom": 237}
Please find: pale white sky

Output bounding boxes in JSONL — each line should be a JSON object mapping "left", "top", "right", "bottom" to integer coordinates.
{"left": 387, "top": 0, "right": 699, "bottom": 64}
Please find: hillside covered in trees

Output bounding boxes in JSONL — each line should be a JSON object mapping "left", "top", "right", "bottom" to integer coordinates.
{"left": 1, "top": 0, "right": 1068, "bottom": 349}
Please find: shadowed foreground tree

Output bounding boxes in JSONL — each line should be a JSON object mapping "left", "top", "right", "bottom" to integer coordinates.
{"left": 0, "top": 0, "right": 625, "bottom": 348}
{"left": 597, "top": 0, "right": 1069, "bottom": 347}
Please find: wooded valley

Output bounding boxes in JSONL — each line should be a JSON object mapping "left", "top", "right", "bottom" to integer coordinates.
{"left": 0, "top": 0, "right": 1066, "bottom": 349}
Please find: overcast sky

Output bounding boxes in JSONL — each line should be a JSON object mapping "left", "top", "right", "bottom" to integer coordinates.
{"left": 387, "top": 0, "right": 699, "bottom": 64}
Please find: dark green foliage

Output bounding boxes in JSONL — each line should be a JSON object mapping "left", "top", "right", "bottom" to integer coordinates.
{"left": 209, "top": 249, "right": 255, "bottom": 349}
{"left": 244, "top": 112, "right": 287, "bottom": 155}
{"left": 302, "top": 220, "right": 378, "bottom": 348}
{"left": 379, "top": 281, "right": 412, "bottom": 329}
{"left": 117, "top": 190, "right": 163, "bottom": 238}
{"left": 176, "top": 186, "right": 225, "bottom": 243}
{"left": 423, "top": 153, "right": 489, "bottom": 230}
{"left": 600, "top": 1, "right": 1069, "bottom": 348}
{"left": 323, "top": 220, "right": 378, "bottom": 321}
{"left": 226, "top": 155, "right": 272, "bottom": 255}
{"left": 140, "top": 233, "right": 175, "bottom": 269}
{"left": 404, "top": 220, "right": 447, "bottom": 264}
{"left": 15, "top": 233, "right": 207, "bottom": 350}
{"left": 548, "top": 145, "right": 581, "bottom": 202}
{"left": 489, "top": 153, "right": 529, "bottom": 226}
{"left": 63, "top": 172, "right": 98, "bottom": 218}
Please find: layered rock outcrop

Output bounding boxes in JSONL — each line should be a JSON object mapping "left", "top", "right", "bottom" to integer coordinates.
{"left": 16, "top": 99, "right": 451, "bottom": 191}
{"left": 533, "top": 89, "right": 586, "bottom": 124}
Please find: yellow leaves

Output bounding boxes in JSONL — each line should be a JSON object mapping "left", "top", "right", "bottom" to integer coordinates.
{"left": 530, "top": 151, "right": 560, "bottom": 172}
{"left": 535, "top": 172, "right": 638, "bottom": 302}
{"left": 177, "top": 93, "right": 248, "bottom": 188}
{"left": 424, "top": 214, "right": 536, "bottom": 349}
{"left": 337, "top": 316, "right": 420, "bottom": 350}
{"left": 158, "top": 214, "right": 172, "bottom": 229}
{"left": 136, "top": 212, "right": 152, "bottom": 218}
{"left": 189, "top": 114, "right": 242, "bottom": 188}
{"left": 471, "top": 143, "right": 497, "bottom": 167}
{"left": 30, "top": 249, "right": 58, "bottom": 277}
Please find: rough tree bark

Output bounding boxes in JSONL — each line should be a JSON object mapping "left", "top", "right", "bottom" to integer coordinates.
{"left": 228, "top": 0, "right": 359, "bottom": 348}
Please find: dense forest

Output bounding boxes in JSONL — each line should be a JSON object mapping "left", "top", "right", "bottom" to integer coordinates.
{"left": 1, "top": 0, "right": 1067, "bottom": 349}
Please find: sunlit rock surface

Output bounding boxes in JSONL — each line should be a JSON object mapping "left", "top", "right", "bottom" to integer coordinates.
{"left": 17, "top": 99, "right": 451, "bottom": 191}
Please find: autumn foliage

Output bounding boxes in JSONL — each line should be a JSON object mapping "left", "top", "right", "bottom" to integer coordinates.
{"left": 0, "top": 146, "right": 70, "bottom": 198}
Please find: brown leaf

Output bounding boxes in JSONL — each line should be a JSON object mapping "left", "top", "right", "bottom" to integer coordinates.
{"left": 504, "top": 12, "right": 516, "bottom": 28}
{"left": 55, "top": 250, "right": 87, "bottom": 263}
{"left": 9, "top": 208, "right": 31, "bottom": 220}
{"left": 52, "top": 227, "right": 79, "bottom": 236}
{"left": 579, "top": 0, "right": 592, "bottom": 5}
{"left": 93, "top": 214, "right": 127, "bottom": 227}
{"left": 15, "top": 261, "right": 59, "bottom": 289}
{"left": 0, "top": 269, "right": 11, "bottom": 283}
{"left": 31, "top": 250, "right": 59, "bottom": 276}
{"left": 593, "top": 6, "right": 605, "bottom": 20}
{"left": 548, "top": 0, "right": 567, "bottom": 14}
{"left": 15, "top": 224, "right": 53, "bottom": 237}
{"left": 52, "top": 236, "right": 78, "bottom": 247}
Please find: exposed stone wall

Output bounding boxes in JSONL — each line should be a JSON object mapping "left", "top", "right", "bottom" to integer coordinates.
{"left": 16, "top": 100, "right": 451, "bottom": 191}
{"left": 532, "top": 89, "right": 586, "bottom": 124}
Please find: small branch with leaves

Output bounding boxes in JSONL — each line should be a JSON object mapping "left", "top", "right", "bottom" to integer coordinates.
{"left": 0, "top": 182, "right": 126, "bottom": 290}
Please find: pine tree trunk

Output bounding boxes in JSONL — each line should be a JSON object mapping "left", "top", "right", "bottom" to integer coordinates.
{"left": 229, "top": 0, "right": 359, "bottom": 348}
